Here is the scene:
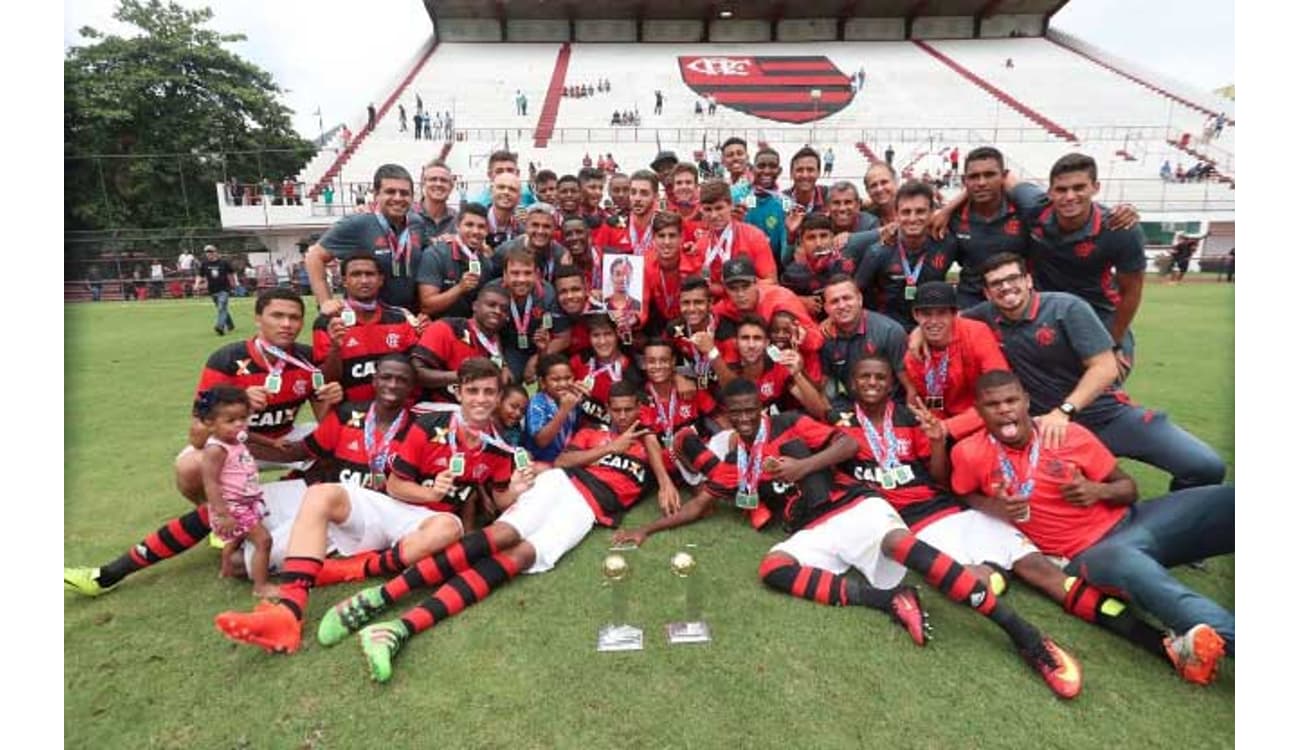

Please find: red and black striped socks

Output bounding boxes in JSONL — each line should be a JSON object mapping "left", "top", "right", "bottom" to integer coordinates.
{"left": 399, "top": 552, "right": 523, "bottom": 635}
{"left": 381, "top": 530, "right": 499, "bottom": 605}
{"left": 758, "top": 554, "right": 895, "bottom": 610}
{"left": 97, "top": 506, "right": 212, "bottom": 588}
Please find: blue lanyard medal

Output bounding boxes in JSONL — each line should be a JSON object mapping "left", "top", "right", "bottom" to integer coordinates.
{"left": 924, "top": 348, "right": 950, "bottom": 411}
{"left": 856, "top": 403, "right": 915, "bottom": 490}
{"left": 897, "top": 240, "right": 927, "bottom": 301}
{"left": 990, "top": 429, "right": 1041, "bottom": 522}
{"left": 363, "top": 404, "right": 406, "bottom": 490}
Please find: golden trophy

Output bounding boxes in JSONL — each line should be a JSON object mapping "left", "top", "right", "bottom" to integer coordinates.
{"left": 596, "top": 548, "right": 644, "bottom": 652}
{"left": 666, "top": 545, "right": 711, "bottom": 644}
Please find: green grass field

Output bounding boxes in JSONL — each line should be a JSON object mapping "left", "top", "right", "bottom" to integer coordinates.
{"left": 65, "top": 282, "right": 1234, "bottom": 749}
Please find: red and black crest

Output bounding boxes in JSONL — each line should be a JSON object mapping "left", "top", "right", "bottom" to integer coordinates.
{"left": 1074, "top": 240, "right": 1096, "bottom": 259}
{"left": 678, "top": 56, "right": 854, "bottom": 124}
{"left": 1034, "top": 324, "right": 1057, "bottom": 348}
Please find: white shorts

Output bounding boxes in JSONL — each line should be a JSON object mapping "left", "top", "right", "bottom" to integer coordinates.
{"left": 497, "top": 468, "right": 596, "bottom": 574}
{"left": 770, "top": 495, "right": 909, "bottom": 589}
{"left": 242, "top": 479, "right": 309, "bottom": 570}
{"left": 331, "top": 484, "right": 460, "bottom": 556}
{"left": 914, "top": 509, "right": 1040, "bottom": 571}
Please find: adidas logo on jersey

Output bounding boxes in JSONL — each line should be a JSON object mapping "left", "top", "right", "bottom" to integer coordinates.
{"left": 347, "top": 440, "right": 360, "bottom": 452}
{"left": 346, "top": 337, "right": 361, "bottom": 348}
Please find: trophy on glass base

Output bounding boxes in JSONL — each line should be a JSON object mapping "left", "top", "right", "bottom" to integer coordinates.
{"left": 666, "top": 546, "right": 711, "bottom": 644}
{"left": 596, "top": 548, "right": 644, "bottom": 652}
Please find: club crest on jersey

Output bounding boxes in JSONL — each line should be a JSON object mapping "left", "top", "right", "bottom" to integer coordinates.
{"left": 1035, "top": 325, "right": 1057, "bottom": 348}
{"left": 677, "top": 56, "right": 854, "bottom": 124}
{"left": 1004, "top": 218, "right": 1022, "bottom": 235}
{"left": 386, "top": 333, "right": 401, "bottom": 349}
{"left": 759, "top": 381, "right": 775, "bottom": 398}
{"left": 1074, "top": 240, "right": 1096, "bottom": 259}
{"left": 293, "top": 379, "right": 308, "bottom": 396}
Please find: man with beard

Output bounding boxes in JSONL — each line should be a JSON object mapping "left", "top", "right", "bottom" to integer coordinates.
{"left": 594, "top": 170, "right": 660, "bottom": 257}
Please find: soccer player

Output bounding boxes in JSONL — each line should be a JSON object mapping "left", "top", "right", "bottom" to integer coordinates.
{"left": 967, "top": 253, "right": 1224, "bottom": 490}
{"left": 818, "top": 276, "right": 912, "bottom": 407}
{"left": 484, "top": 173, "right": 524, "bottom": 251}
{"left": 668, "top": 162, "right": 702, "bottom": 223}
{"left": 951, "top": 370, "right": 1233, "bottom": 680}
{"left": 554, "top": 174, "right": 584, "bottom": 227}
{"left": 781, "top": 146, "right": 828, "bottom": 247}
{"left": 593, "top": 170, "right": 660, "bottom": 257}
{"left": 707, "top": 314, "right": 828, "bottom": 417}
{"left": 485, "top": 246, "right": 568, "bottom": 383}
{"left": 780, "top": 213, "right": 859, "bottom": 317}
{"left": 415, "top": 159, "right": 458, "bottom": 238}
{"left": 548, "top": 264, "right": 597, "bottom": 353}
{"left": 854, "top": 180, "right": 957, "bottom": 331}
{"left": 315, "top": 381, "right": 678, "bottom": 682}
{"left": 213, "top": 358, "right": 532, "bottom": 655}
{"left": 902, "top": 281, "right": 1008, "bottom": 440}
{"left": 666, "top": 276, "right": 734, "bottom": 392}
{"left": 721, "top": 136, "right": 753, "bottom": 186}
{"left": 411, "top": 285, "right": 511, "bottom": 402}
{"left": 560, "top": 215, "right": 601, "bottom": 294}
{"left": 313, "top": 254, "right": 418, "bottom": 403}
{"left": 570, "top": 314, "right": 642, "bottom": 427}
{"left": 496, "top": 203, "right": 569, "bottom": 286}
{"left": 640, "top": 339, "right": 717, "bottom": 451}
{"left": 616, "top": 379, "right": 1084, "bottom": 699}
{"left": 577, "top": 167, "right": 608, "bottom": 229}
{"left": 714, "top": 257, "right": 824, "bottom": 381}
{"left": 691, "top": 180, "right": 778, "bottom": 296}
{"left": 532, "top": 169, "right": 558, "bottom": 207}
{"left": 306, "top": 164, "right": 430, "bottom": 314}
{"left": 643, "top": 211, "right": 688, "bottom": 333}
{"left": 744, "top": 147, "right": 788, "bottom": 265}
{"left": 416, "top": 203, "right": 495, "bottom": 319}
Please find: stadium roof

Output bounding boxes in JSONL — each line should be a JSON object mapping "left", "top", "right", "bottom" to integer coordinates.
{"left": 425, "top": 0, "right": 1068, "bottom": 22}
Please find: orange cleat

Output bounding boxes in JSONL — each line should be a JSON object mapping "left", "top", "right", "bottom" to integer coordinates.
{"left": 1164, "top": 624, "right": 1226, "bottom": 686}
{"left": 1021, "top": 637, "right": 1083, "bottom": 699}
{"left": 313, "top": 553, "right": 378, "bottom": 587}
{"left": 887, "top": 585, "right": 931, "bottom": 647}
{"left": 214, "top": 601, "right": 302, "bottom": 654}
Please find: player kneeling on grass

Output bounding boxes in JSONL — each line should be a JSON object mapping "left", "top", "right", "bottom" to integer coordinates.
{"left": 951, "top": 370, "right": 1233, "bottom": 684}
{"left": 613, "top": 378, "right": 1083, "bottom": 699}
{"left": 213, "top": 358, "right": 530, "bottom": 655}
{"left": 316, "top": 381, "right": 680, "bottom": 683}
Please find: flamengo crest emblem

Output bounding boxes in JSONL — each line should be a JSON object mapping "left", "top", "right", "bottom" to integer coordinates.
{"left": 678, "top": 56, "right": 854, "bottom": 124}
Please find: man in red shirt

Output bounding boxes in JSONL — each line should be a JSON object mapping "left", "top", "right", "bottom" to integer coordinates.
{"left": 951, "top": 370, "right": 1233, "bottom": 683}
{"left": 902, "top": 281, "right": 1008, "bottom": 439}
{"left": 688, "top": 180, "right": 777, "bottom": 296}
{"left": 316, "top": 381, "right": 677, "bottom": 683}
{"left": 213, "top": 358, "right": 533, "bottom": 655}
{"left": 615, "top": 378, "right": 1084, "bottom": 699}
{"left": 669, "top": 163, "right": 703, "bottom": 224}
{"left": 411, "top": 285, "right": 510, "bottom": 402}
{"left": 713, "top": 256, "right": 824, "bottom": 383}
{"left": 643, "top": 211, "right": 687, "bottom": 333}
{"left": 593, "top": 170, "right": 659, "bottom": 257}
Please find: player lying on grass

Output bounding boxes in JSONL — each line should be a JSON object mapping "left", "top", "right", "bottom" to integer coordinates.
{"left": 212, "top": 357, "right": 533, "bottom": 654}
{"left": 951, "top": 369, "right": 1233, "bottom": 681}
{"left": 612, "top": 378, "right": 1084, "bottom": 699}
{"left": 314, "top": 381, "right": 679, "bottom": 683}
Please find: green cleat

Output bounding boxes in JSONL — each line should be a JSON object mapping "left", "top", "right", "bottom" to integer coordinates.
{"left": 359, "top": 620, "right": 410, "bottom": 684}
{"left": 318, "top": 586, "right": 388, "bottom": 647}
{"left": 64, "top": 567, "right": 115, "bottom": 597}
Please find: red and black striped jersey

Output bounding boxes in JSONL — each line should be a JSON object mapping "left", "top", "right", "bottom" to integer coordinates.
{"left": 828, "top": 407, "right": 959, "bottom": 531}
{"left": 718, "top": 356, "right": 792, "bottom": 411}
{"left": 412, "top": 317, "right": 504, "bottom": 402}
{"left": 390, "top": 410, "right": 514, "bottom": 513}
{"left": 303, "top": 400, "right": 415, "bottom": 491}
{"left": 311, "top": 305, "right": 418, "bottom": 402}
{"left": 664, "top": 316, "right": 738, "bottom": 389}
{"left": 562, "top": 427, "right": 652, "bottom": 527}
{"left": 638, "top": 385, "right": 715, "bottom": 439}
{"left": 196, "top": 339, "right": 315, "bottom": 438}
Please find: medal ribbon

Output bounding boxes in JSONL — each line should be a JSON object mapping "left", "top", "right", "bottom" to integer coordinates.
{"left": 448, "top": 409, "right": 513, "bottom": 454}
{"left": 509, "top": 294, "right": 534, "bottom": 342}
{"left": 704, "top": 223, "right": 735, "bottom": 272}
{"left": 587, "top": 356, "right": 624, "bottom": 383}
{"left": 856, "top": 402, "right": 901, "bottom": 470}
{"left": 628, "top": 215, "right": 654, "bottom": 256}
{"left": 255, "top": 339, "right": 320, "bottom": 375}
{"left": 373, "top": 211, "right": 412, "bottom": 273}
{"left": 363, "top": 403, "right": 407, "bottom": 475}
{"left": 735, "top": 416, "right": 770, "bottom": 495}
{"left": 924, "top": 348, "right": 950, "bottom": 400}
{"left": 897, "top": 239, "right": 927, "bottom": 288}
{"left": 658, "top": 266, "right": 678, "bottom": 317}
{"left": 648, "top": 384, "right": 678, "bottom": 444}
{"left": 990, "top": 429, "right": 1041, "bottom": 498}
{"left": 468, "top": 320, "right": 502, "bottom": 359}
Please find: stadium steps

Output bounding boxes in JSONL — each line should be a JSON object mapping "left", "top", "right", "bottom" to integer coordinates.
{"left": 1047, "top": 36, "right": 1234, "bottom": 128}
{"left": 309, "top": 41, "right": 442, "bottom": 198}
{"left": 533, "top": 43, "right": 573, "bottom": 148}
{"left": 1166, "top": 139, "right": 1235, "bottom": 185}
{"left": 856, "top": 142, "right": 878, "bottom": 161}
{"left": 912, "top": 40, "right": 1078, "bottom": 143}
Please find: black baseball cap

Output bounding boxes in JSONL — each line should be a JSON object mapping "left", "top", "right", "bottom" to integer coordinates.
{"left": 912, "top": 281, "right": 957, "bottom": 310}
{"left": 651, "top": 151, "right": 679, "bottom": 170}
{"left": 722, "top": 256, "right": 757, "bottom": 284}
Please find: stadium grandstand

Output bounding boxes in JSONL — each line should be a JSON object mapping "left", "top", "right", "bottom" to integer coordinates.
{"left": 211, "top": 0, "right": 1234, "bottom": 274}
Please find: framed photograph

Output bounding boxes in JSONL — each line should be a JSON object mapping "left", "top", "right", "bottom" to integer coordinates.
{"left": 602, "top": 253, "right": 644, "bottom": 316}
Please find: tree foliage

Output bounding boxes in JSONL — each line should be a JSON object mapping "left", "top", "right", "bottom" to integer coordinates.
{"left": 65, "top": 0, "right": 315, "bottom": 232}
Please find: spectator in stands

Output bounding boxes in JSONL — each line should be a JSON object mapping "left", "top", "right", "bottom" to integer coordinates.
{"left": 654, "top": 90, "right": 664, "bottom": 116}
{"left": 177, "top": 248, "right": 196, "bottom": 276}
{"left": 694, "top": 98, "right": 704, "bottom": 119}
{"left": 197, "top": 245, "right": 238, "bottom": 334}
{"left": 412, "top": 111, "right": 423, "bottom": 141}
{"left": 949, "top": 147, "right": 960, "bottom": 176}
{"left": 282, "top": 178, "right": 299, "bottom": 206}
{"left": 1005, "top": 57, "right": 1014, "bottom": 69}
{"left": 341, "top": 126, "right": 352, "bottom": 148}
{"left": 227, "top": 177, "right": 241, "bottom": 206}
{"left": 707, "top": 94, "right": 718, "bottom": 116}
{"left": 823, "top": 147, "right": 835, "bottom": 177}
{"left": 367, "top": 103, "right": 376, "bottom": 131}
{"left": 424, "top": 113, "right": 434, "bottom": 140}
{"left": 610, "top": 111, "right": 622, "bottom": 126}
{"left": 885, "top": 145, "right": 895, "bottom": 167}
{"left": 86, "top": 263, "right": 104, "bottom": 302}
{"left": 1160, "top": 160, "right": 1173, "bottom": 181}
{"left": 321, "top": 183, "right": 334, "bottom": 212}
{"left": 398, "top": 103, "right": 407, "bottom": 132}
{"left": 261, "top": 178, "right": 277, "bottom": 206}
{"left": 1175, "top": 163, "right": 1185, "bottom": 182}
{"left": 1213, "top": 112, "right": 1226, "bottom": 139}
{"left": 582, "top": 153, "right": 593, "bottom": 168}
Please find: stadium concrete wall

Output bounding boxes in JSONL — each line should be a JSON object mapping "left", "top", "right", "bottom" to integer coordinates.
{"left": 844, "top": 18, "right": 906, "bottom": 41}
{"left": 776, "top": 18, "right": 839, "bottom": 42}
{"left": 439, "top": 18, "right": 501, "bottom": 42}
{"left": 643, "top": 19, "right": 705, "bottom": 43}
{"left": 506, "top": 19, "right": 569, "bottom": 42}
{"left": 709, "top": 19, "right": 771, "bottom": 43}
{"left": 913, "top": 16, "right": 976, "bottom": 39}
{"left": 575, "top": 19, "right": 637, "bottom": 42}
{"left": 982, "top": 14, "right": 1044, "bottom": 38}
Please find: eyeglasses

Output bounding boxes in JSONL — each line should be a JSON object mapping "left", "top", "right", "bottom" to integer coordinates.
{"left": 985, "top": 272, "right": 1025, "bottom": 290}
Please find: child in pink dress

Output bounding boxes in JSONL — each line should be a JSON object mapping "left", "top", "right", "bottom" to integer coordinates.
{"left": 195, "top": 386, "right": 274, "bottom": 597}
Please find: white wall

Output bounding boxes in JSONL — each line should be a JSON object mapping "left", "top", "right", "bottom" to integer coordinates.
{"left": 643, "top": 19, "right": 704, "bottom": 43}
{"left": 912, "top": 16, "right": 975, "bottom": 40}
{"left": 575, "top": 19, "right": 637, "bottom": 42}
{"left": 777, "top": 18, "right": 838, "bottom": 42}
{"left": 439, "top": 18, "right": 501, "bottom": 42}
{"left": 506, "top": 19, "right": 569, "bottom": 42}
{"left": 982, "top": 14, "right": 1043, "bottom": 38}
{"left": 844, "top": 18, "right": 905, "bottom": 41}
{"left": 708, "top": 19, "right": 770, "bottom": 43}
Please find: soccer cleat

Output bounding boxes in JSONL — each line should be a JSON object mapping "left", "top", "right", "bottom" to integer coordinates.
{"left": 1164, "top": 624, "right": 1226, "bottom": 686}
{"left": 318, "top": 586, "right": 388, "bottom": 647}
{"left": 64, "top": 567, "right": 115, "bottom": 597}
{"left": 214, "top": 601, "right": 302, "bottom": 654}
{"left": 887, "top": 585, "right": 931, "bottom": 647}
{"left": 359, "top": 620, "right": 410, "bottom": 684}
{"left": 1020, "top": 637, "right": 1083, "bottom": 699}
{"left": 313, "top": 553, "right": 378, "bottom": 587}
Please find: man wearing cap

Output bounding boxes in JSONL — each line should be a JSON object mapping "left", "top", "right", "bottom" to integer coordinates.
{"left": 903, "top": 281, "right": 1010, "bottom": 440}
{"left": 197, "top": 245, "right": 240, "bottom": 335}
{"left": 714, "top": 256, "right": 824, "bottom": 383}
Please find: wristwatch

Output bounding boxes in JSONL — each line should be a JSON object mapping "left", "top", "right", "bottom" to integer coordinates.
{"left": 1058, "top": 402, "right": 1077, "bottom": 420}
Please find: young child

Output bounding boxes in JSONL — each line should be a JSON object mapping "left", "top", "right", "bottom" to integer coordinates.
{"left": 195, "top": 385, "right": 274, "bottom": 597}
{"left": 496, "top": 383, "right": 529, "bottom": 448}
{"left": 525, "top": 353, "right": 582, "bottom": 462}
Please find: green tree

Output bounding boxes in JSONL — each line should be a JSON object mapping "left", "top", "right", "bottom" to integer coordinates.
{"left": 65, "top": 0, "right": 315, "bottom": 234}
